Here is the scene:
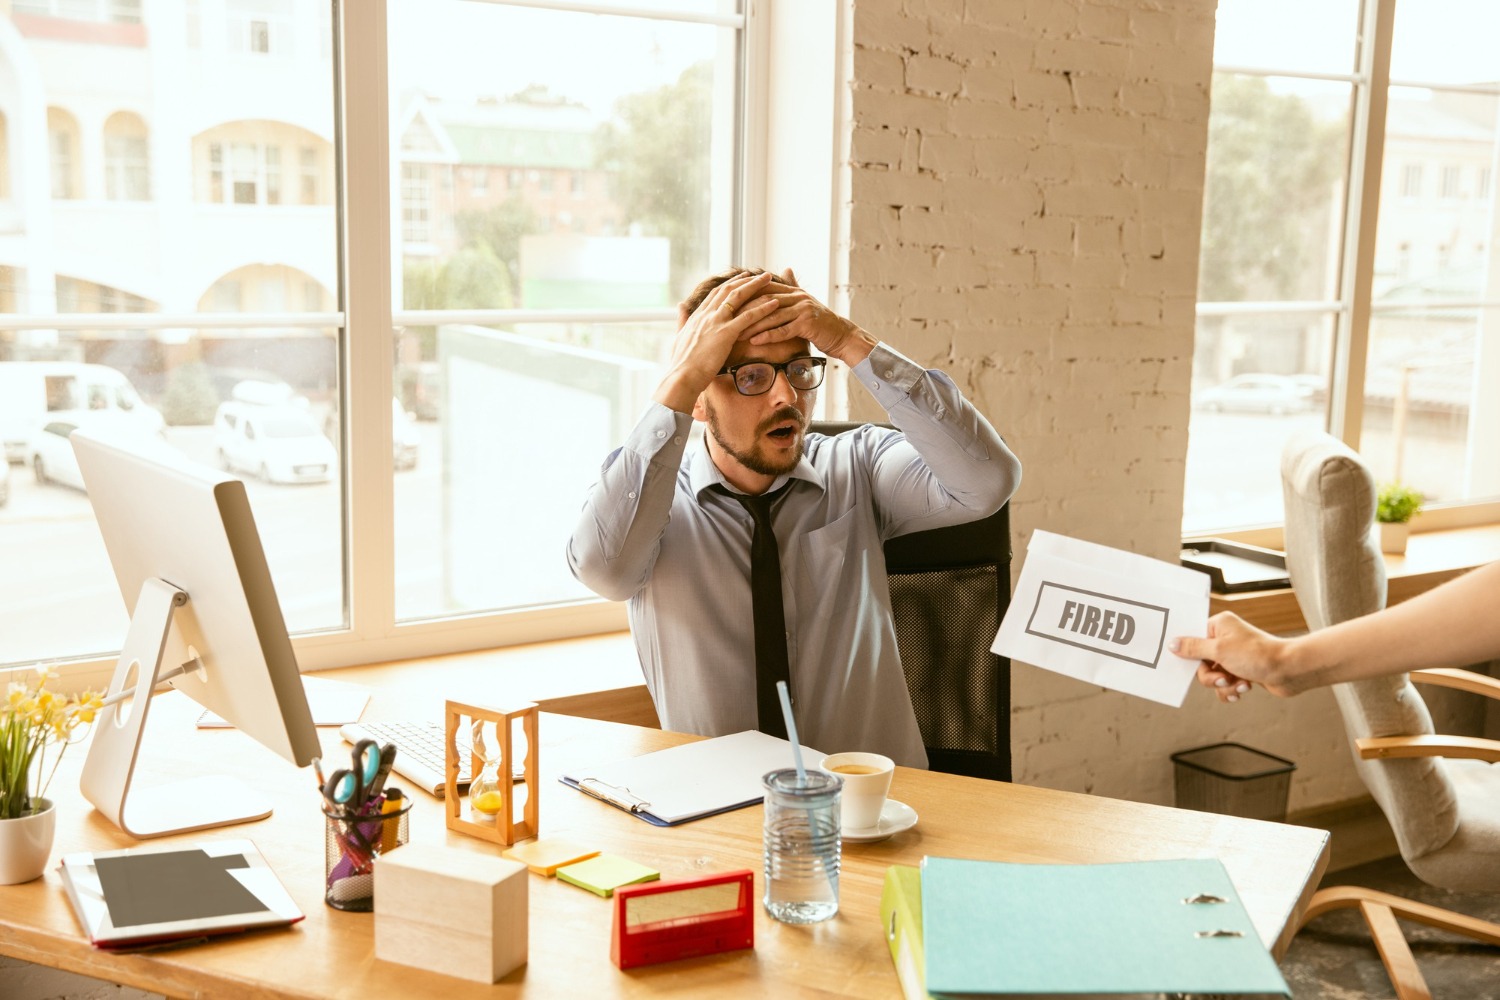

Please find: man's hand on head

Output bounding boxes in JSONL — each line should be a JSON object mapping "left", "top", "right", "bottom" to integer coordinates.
{"left": 746, "top": 267, "right": 878, "bottom": 368}
{"left": 653, "top": 271, "right": 783, "bottom": 414}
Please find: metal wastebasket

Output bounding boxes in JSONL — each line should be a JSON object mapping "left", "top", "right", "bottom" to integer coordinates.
{"left": 1170, "top": 742, "right": 1296, "bottom": 822}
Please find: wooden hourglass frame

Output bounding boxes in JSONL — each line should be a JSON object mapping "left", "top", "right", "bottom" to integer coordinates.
{"left": 444, "top": 700, "right": 538, "bottom": 846}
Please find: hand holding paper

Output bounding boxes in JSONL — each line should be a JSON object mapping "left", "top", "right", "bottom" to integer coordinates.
{"left": 992, "top": 530, "right": 1211, "bottom": 706}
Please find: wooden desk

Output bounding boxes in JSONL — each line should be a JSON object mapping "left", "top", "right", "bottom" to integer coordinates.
{"left": 1210, "top": 523, "right": 1500, "bottom": 634}
{"left": 0, "top": 693, "right": 1328, "bottom": 998}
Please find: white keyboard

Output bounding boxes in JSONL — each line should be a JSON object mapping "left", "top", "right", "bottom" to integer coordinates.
{"left": 339, "top": 720, "right": 522, "bottom": 799}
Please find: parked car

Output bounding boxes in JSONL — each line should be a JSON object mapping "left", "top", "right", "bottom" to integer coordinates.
{"left": 393, "top": 398, "right": 420, "bottom": 471}
{"left": 213, "top": 401, "right": 337, "bottom": 484}
{"left": 28, "top": 410, "right": 171, "bottom": 492}
{"left": 1193, "top": 374, "right": 1315, "bottom": 415}
{"left": 323, "top": 397, "right": 421, "bottom": 471}
{"left": 0, "top": 361, "right": 164, "bottom": 464}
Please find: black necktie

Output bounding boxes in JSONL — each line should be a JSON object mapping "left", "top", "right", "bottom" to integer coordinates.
{"left": 727, "top": 481, "right": 794, "bottom": 738}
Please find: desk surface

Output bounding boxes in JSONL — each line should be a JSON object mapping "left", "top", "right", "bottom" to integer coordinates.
{"left": 0, "top": 691, "right": 1329, "bottom": 999}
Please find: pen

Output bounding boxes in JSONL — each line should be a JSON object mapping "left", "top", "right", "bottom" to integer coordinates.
{"left": 380, "top": 788, "right": 405, "bottom": 853}
{"left": 312, "top": 756, "right": 326, "bottom": 790}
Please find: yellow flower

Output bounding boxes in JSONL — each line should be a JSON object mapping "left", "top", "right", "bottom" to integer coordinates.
{"left": 5, "top": 681, "right": 25, "bottom": 710}
{"left": 74, "top": 691, "right": 104, "bottom": 725}
{"left": 33, "top": 664, "right": 59, "bottom": 687}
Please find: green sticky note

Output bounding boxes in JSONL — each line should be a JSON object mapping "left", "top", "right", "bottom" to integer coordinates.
{"left": 556, "top": 854, "right": 660, "bottom": 898}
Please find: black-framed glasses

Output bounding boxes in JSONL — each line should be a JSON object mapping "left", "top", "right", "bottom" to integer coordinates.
{"left": 716, "top": 356, "right": 826, "bottom": 396}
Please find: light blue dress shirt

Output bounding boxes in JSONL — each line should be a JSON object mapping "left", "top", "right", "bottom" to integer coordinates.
{"left": 567, "top": 343, "right": 1021, "bottom": 766}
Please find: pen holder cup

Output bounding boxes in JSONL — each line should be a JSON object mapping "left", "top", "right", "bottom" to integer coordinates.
{"left": 323, "top": 801, "right": 412, "bottom": 912}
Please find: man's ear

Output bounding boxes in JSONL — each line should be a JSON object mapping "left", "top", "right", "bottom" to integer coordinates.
{"left": 691, "top": 391, "right": 709, "bottom": 424}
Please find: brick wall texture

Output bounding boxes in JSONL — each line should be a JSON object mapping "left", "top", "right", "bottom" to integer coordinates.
{"left": 839, "top": 0, "right": 1383, "bottom": 812}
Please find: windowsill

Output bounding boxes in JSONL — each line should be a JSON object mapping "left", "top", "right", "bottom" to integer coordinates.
{"left": 306, "top": 629, "right": 657, "bottom": 728}
{"left": 1206, "top": 522, "right": 1500, "bottom": 635}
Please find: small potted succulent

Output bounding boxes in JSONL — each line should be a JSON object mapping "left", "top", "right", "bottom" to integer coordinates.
{"left": 1376, "top": 482, "right": 1424, "bottom": 555}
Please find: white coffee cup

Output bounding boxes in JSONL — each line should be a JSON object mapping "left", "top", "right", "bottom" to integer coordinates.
{"left": 819, "top": 751, "right": 895, "bottom": 831}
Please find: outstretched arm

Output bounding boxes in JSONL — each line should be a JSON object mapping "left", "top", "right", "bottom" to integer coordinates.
{"left": 1173, "top": 560, "right": 1500, "bottom": 700}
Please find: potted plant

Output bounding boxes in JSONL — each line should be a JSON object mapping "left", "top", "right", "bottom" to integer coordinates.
{"left": 1, "top": 665, "right": 102, "bottom": 884}
{"left": 1376, "top": 482, "right": 1424, "bottom": 555}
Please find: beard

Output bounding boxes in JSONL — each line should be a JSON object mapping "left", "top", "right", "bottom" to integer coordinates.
{"left": 705, "top": 402, "right": 808, "bottom": 476}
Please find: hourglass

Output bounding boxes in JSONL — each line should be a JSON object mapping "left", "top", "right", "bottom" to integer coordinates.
{"left": 443, "top": 700, "right": 538, "bottom": 846}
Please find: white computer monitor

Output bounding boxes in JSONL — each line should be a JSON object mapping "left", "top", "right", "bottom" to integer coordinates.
{"left": 71, "top": 426, "right": 319, "bottom": 838}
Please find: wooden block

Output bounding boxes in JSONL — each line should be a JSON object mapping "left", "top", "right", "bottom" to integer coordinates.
{"left": 375, "top": 843, "right": 528, "bottom": 984}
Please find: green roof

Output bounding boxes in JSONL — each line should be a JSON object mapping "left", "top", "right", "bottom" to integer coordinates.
{"left": 445, "top": 124, "right": 595, "bottom": 169}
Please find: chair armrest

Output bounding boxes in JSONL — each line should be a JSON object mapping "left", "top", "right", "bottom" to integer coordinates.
{"left": 1409, "top": 667, "right": 1500, "bottom": 702}
{"left": 1357, "top": 734, "right": 1500, "bottom": 764}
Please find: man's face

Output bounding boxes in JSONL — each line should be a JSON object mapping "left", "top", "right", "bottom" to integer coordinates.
{"left": 694, "top": 337, "right": 816, "bottom": 493}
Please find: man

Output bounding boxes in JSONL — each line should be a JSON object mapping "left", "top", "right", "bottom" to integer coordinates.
{"left": 567, "top": 267, "right": 1021, "bottom": 766}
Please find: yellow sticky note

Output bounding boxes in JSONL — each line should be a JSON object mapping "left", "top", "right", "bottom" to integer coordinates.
{"left": 556, "top": 854, "right": 660, "bottom": 898}
{"left": 501, "top": 839, "right": 601, "bottom": 877}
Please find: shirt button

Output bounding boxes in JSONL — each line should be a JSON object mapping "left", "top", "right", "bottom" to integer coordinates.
{"left": 871, "top": 381, "right": 881, "bottom": 390}
{"left": 656, "top": 430, "right": 666, "bottom": 438}
{"left": 627, "top": 491, "right": 637, "bottom": 500}
{"left": 884, "top": 369, "right": 895, "bottom": 378}
{"left": 674, "top": 436, "right": 683, "bottom": 444}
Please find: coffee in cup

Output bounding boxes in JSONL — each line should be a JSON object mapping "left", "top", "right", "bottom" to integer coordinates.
{"left": 818, "top": 752, "right": 895, "bottom": 831}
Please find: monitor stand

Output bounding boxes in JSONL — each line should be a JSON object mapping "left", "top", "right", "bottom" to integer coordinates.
{"left": 79, "top": 578, "right": 273, "bottom": 839}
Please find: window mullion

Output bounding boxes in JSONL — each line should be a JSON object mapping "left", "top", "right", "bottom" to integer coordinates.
{"left": 1329, "top": 0, "right": 1396, "bottom": 446}
{"left": 338, "top": 0, "right": 396, "bottom": 644}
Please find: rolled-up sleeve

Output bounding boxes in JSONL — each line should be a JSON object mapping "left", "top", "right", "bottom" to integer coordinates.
{"left": 566, "top": 404, "right": 692, "bottom": 601}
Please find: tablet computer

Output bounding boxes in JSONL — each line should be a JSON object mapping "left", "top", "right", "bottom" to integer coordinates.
{"left": 59, "top": 838, "right": 304, "bottom": 949}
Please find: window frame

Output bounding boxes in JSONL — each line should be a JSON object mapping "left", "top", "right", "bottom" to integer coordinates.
{"left": 1196, "top": 0, "right": 1500, "bottom": 542}
{"left": 0, "top": 0, "right": 774, "bottom": 680}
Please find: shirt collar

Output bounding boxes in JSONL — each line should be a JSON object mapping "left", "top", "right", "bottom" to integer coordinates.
{"left": 688, "top": 431, "right": 825, "bottom": 504}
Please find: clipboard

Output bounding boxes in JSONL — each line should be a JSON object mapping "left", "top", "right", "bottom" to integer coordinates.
{"left": 559, "top": 730, "right": 824, "bottom": 826}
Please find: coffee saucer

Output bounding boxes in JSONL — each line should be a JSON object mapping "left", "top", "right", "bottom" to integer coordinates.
{"left": 842, "top": 799, "right": 918, "bottom": 844}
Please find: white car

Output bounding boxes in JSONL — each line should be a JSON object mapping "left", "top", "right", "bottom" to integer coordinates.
{"left": 28, "top": 411, "right": 160, "bottom": 491}
{"left": 213, "top": 402, "right": 337, "bottom": 484}
{"left": 393, "top": 398, "right": 419, "bottom": 471}
{"left": 1193, "top": 374, "right": 1315, "bottom": 415}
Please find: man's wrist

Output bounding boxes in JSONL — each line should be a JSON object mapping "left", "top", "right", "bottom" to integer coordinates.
{"left": 826, "top": 326, "right": 878, "bottom": 368}
{"left": 653, "top": 369, "right": 707, "bottom": 414}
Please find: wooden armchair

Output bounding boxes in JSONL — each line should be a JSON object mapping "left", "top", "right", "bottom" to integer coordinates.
{"left": 1281, "top": 430, "right": 1500, "bottom": 1000}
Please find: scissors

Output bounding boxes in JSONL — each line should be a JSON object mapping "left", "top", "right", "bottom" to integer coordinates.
{"left": 322, "top": 738, "right": 383, "bottom": 815}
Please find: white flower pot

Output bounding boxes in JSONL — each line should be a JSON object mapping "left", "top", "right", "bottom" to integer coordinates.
{"left": 0, "top": 798, "right": 57, "bottom": 885}
{"left": 1379, "top": 520, "right": 1411, "bottom": 555}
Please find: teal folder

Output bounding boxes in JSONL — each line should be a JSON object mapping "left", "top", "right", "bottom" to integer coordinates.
{"left": 920, "top": 857, "right": 1290, "bottom": 997}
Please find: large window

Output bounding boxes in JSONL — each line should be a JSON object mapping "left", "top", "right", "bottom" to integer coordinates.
{"left": 1187, "top": 0, "right": 1500, "bottom": 533}
{"left": 0, "top": 1, "right": 753, "bottom": 671}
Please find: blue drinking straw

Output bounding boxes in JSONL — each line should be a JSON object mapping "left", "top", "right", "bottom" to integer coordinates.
{"left": 776, "top": 680, "right": 807, "bottom": 785}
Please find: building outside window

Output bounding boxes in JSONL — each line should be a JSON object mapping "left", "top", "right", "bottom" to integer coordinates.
{"left": 47, "top": 107, "right": 80, "bottom": 199}
{"left": 103, "top": 112, "right": 150, "bottom": 201}
{"left": 1401, "top": 162, "right": 1423, "bottom": 198}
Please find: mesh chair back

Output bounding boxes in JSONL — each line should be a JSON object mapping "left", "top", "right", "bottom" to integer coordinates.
{"left": 812, "top": 421, "right": 1012, "bottom": 781}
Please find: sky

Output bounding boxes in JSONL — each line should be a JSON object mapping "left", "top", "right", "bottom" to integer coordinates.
{"left": 387, "top": 1, "right": 728, "bottom": 117}
{"left": 1215, "top": 0, "right": 1500, "bottom": 85}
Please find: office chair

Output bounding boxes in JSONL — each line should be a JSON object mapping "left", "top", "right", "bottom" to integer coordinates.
{"left": 1280, "top": 430, "right": 1500, "bottom": 1000}
{"left": 811, "top": 421, "right": 1012, "bottom": 781}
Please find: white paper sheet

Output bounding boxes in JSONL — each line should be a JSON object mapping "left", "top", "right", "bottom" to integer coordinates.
{"left": 992, "top": 530, "right": 1212, "bottom": 706}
